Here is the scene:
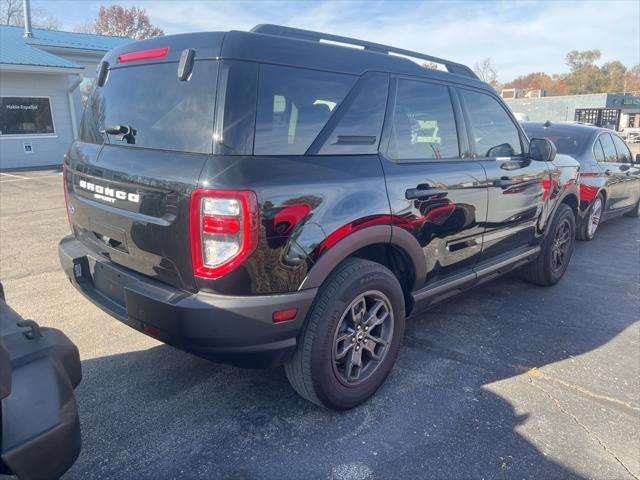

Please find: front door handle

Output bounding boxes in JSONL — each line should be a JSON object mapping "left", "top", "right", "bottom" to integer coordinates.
{"left": 405, "top": 187, "right": 442, "bottom": 200}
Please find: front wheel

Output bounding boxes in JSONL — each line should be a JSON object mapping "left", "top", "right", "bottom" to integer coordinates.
{"left": 284, "top": 258, "right": 405, "bottom": 410}
{"left": 522, "top": 203, "right": 576, "bottom": 286}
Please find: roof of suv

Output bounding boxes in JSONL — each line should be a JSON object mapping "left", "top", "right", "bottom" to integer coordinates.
{"left": 104, "top": 24, "right": 491, "bottom": 92}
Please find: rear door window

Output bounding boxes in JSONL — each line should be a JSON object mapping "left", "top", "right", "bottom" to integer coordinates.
{"left": 461, "top": 89, "right": 523, "bottom": 158}
{"left": 386, "top": 79, "right": 460, "bottom": 161}
{"left": 254, "top": 65, "right": 356, "bottom": 155}
{"left": 80, "top": 60, "right": 218, "bottom": 154}
{"left": 612, "top": 134, "right": 632, "bottom": 162}
{"left": 599, "top": 134, "right": 618, "bottom": 162}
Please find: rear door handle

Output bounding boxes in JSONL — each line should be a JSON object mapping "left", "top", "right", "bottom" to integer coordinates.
{"left": 494, "top": 178, "right": 515, "bottom": 188}
{"left": 405, "top": 188, "right": 442, "bottom": 200}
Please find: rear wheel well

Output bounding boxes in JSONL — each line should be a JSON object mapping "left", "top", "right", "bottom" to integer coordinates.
{"left": 348, "top": 243, "right": 415, "bottom": 315}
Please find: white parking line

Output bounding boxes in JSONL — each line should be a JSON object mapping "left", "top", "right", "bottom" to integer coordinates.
{"left": 0, "top": 174, "right": 61, "bottom": 183}
{"left": 0, "top": 172, "right": 28, "bottom": 180}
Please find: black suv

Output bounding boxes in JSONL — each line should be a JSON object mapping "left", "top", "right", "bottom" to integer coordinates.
{"left": 59, "top": 25, "right": 580, "bottom": 410}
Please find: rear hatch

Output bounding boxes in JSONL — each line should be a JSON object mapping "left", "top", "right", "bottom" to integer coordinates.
{"left": 64, "top": 34, "right": 224, "bottom": 291}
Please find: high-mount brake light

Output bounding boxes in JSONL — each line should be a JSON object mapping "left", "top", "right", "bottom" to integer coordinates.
{"left": 190, "top": 189, "right": 259, "bottom": 279}
{"left": 117, "top": 47, "right": 169, "bottom": 64}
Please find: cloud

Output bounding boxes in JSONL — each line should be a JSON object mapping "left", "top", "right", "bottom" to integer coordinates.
{"left": 35, "top": 0, "right": 639, "bottom": 81}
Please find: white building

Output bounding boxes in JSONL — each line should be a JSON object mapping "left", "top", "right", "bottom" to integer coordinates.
{"left": 0, "top": 24, "right": 131, "bottom": 169}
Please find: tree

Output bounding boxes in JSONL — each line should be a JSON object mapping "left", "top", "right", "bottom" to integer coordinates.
{"left": 0, "top": 0, "right": 60, "bottom": 29}
{"left": 0, "top": 0, "right": 21, "bottom": 25}
{"left": 73, "top": 20, "right": 95, "bottom": 34}
{"left": 94, "top": 5, "right": 163, "bottom": 40}
{"left": 473, "top": 58, "right": 498, "bottom": 88}
{"left": 564, "top": 49, "right": 606, "bottom": 94}
{"left": 601, "top": 60, "right": 627, "bottom": 93}
{"left": 623, "top": 65, "right": 640, "bottom": 95}
{"left": 502, "top": 72, "right": 567, "bottom": 96}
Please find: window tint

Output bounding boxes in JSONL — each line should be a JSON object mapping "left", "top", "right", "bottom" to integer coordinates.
{"left": 315, "top": 73, "right": 389, "bottom": 155}
{"left": 612, "top": 135, "right": 632, "bottom": 162}
{"left": 254, "top": 65, "right": 356, "bottom": 155}
{"left": 213, "top": 61, "right": 258, "bottom": 156}
{"left": 387, "top": 80, "right": 459, "bottom": 160}
{"left": 593, "top": 139, "right": 605, "bottom": 162}
{"left": 522, "top": 125, "right": 591, "bottom": 156}
{"left": 599, "top": 134, "right": 618, "bottom": 162}
{"left": 461, "top": 90, "right": 522, "bottom": 157}
{"left": 80, "top": 61, "right": 217, "bottom": 154}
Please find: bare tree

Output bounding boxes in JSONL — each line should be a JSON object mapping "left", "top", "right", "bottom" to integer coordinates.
{"left": 73, "top": 20, "right": 95, "bottom": 34}
{"left": 1, "top": 0, "right": 61, "bottom": 30}
{"left": 94, "top": 5, "right": 163, "bottom": 39}
{"left": 0, "top": 0, "right": 24, "bottom": 25}
{"left": 34, "top": 16, "right": 62, "bottom": 30}
{"left": 473, "top": 58, "right": 498, "bottom": 88}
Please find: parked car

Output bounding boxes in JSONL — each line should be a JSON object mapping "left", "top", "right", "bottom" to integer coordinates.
{"left": 522, "top": 122, "right": 640, "bottom": 240}
{"left": 619, "top": 127, "right": 640, "bottom": 143}
{"left": 0, "top": 283, "right": 82, "bottom": 479}
{"left": 59, "top": 25, "right": 580, "bottom": 410}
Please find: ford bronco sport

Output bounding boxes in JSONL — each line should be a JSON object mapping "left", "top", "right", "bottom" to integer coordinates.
{"left": 59, "top": 25, "right": 580, "bottom": 410}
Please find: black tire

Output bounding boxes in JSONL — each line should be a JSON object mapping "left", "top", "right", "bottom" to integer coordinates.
{"left": 624, "top": 199, "right": 640, "bottom": 218}
{"left": 577, "top": 193, "right": 604, "bottom": 241}
{"left": 284, "top": 258, "right": 405, "bottom": 410}
{"left": 522, "top": 203, "right": 575, "bottom": 286}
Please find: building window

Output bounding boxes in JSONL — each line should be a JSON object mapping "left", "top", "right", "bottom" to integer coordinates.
{"left": 574, "top": 108, "right": 620, "bottom": 130}
{"left": 0, "top": 97, "right": 55, "bottom": 136}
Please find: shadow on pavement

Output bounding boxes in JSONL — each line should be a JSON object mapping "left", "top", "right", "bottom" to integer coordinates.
{"left": 68, "top": 215, "right": 639, "bottom": 480}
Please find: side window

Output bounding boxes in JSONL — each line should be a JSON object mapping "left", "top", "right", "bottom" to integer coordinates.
{"left": 254, "top": 65, "right": 356, "bottom": 155}
{"left": 214, "top": 61, "right": 258, "bottom": 156}
{"left": 612, "top": 135, "right": 632, "bottom": 163}
{"left": 593, "top": 138, "right": 605, "bottom": 162}
{"left": 314, "top": 73, "right": 389, "bottom": 155}
{"left": 387, "top": 80, "right": 459, "bottom": 160}
{"left": 599, "top": 134, "right": 618, "bottom": 163}
{"left": 461, "top": 90, "right": 523, "bottom": 158}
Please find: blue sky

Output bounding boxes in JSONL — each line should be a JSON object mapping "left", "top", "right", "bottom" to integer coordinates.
{"left": 34, "top": 0, "right": 639, "bottom": 82}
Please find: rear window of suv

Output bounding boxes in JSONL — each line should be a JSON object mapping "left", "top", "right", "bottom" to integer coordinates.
{"left": 79, "top": 60, "right": 218, "bottom": 154}
{"left": 254, "top": 65, "right": 356, "bottom": 155}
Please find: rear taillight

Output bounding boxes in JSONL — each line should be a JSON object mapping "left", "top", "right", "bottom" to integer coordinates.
{"left": 62, "top": 163, "right": 71, "bottom": 226}
{"left": 190, "top": 189, "right": 259, "bottom": 279}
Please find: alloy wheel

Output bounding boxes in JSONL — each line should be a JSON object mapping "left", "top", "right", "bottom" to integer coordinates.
{"left": 332, "top": 290, "right": 394, "bottom": 386}
{"left": 551, "top": 218, "right": 572, "bottom": 273}
{"left": 588, "top": 197, "right": 602, "bottom": 238}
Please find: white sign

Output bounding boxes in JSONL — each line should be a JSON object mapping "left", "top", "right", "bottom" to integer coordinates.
{"left": 23, "top": 141, "right": 34, "bottom": 154}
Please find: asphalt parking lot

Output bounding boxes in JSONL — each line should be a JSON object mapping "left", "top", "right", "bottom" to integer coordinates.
{"left": 1, "top": 169, "right": 639, "bottom": 480}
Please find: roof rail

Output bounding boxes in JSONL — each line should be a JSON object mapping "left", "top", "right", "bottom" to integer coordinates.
{"left": 251, "top": 24, "right": 479, "bottom": 80}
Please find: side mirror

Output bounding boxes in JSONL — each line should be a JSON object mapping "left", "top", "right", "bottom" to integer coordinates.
{"left": 529, "top": 137, "right": 557, "bottom": 162}
{"left": 635, "top": 154, "right": 640, "bottom": 164}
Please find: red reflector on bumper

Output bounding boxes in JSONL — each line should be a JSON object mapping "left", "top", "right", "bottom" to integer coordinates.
{"left": 272, "top": 308, "right": 298, "bottom": 323}
{"left": 142, "top": 324, "right": 161, "bottom": 338}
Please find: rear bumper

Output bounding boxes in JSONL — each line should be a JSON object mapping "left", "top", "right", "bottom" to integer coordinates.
{"left": 58, "top": 236, "right": 317, "bottom": 368}
{"left": 1, "top": 301, "right": 81, "bottom": 480}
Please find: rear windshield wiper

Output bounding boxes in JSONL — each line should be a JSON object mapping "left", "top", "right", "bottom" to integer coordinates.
{"left": 100, "top": 125, "right": 137, "bottom": 144}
